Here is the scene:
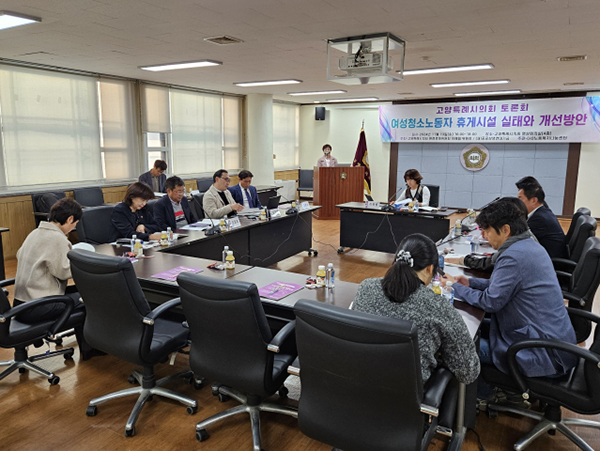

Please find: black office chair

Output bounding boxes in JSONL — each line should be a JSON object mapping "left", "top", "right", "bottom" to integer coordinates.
{"left": 293, "top": 299, "right": 454, "bottom": 451}
{"left": 67, "top": 250, "right": 198, "bottom": 437}
{"left": 31, "top": 191, "right": 66, "bottom": 226}
{"left": 0, "top": 278, "right": 84, "bottom": 386}
{"left": 196, "top": 177, "right": 213, "bottom": 193}
{"left": 75, "top": 205, "right": 114, "bottom": 244}
{"left": 484, "top": 308, "right": 600, "bottom": 451}
{"left": 423, "top": 184, "right": 440, "bottom": 208}
{"left": 190, "top": 193, "right": 205, "bottom": 220}
{"left": 177, "top": 273, "right": 298, "bottom": 449}
{"left": 73, "top": 187, "right": 105, "bottom": 207}
{"left": 296, "top": 169, "right": 313, "bottom": 198}
{"left": 145, "top": 198, "right": 158, "bottom": 217}
{"left": 553, "top": 215, "right": 597, "bottom": 274}
{"left": 556, "top": 237, "right": 600, "bottom": 343}
{"left": 565, "top": 207, "right": 591, "bottom": 244}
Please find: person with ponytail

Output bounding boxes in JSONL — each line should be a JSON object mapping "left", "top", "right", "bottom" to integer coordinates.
{"left": 352, "top": 233, "right": 480, "bottom": 384}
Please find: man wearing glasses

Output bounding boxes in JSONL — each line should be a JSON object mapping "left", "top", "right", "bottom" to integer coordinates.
{"left": 203, "top": 169, "right": 244, "bottom": 219}
{"left": 154, "top": 176, "right": 197, "bottom": 230}
{"left": 139, "top": 159, "right": 168, "bottom": 193}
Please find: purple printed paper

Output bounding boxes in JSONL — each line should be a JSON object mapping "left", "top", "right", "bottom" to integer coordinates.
{"left": 152, "top": 266, "right": 203, "bottom": 281}
{"left": 258, "top": 282, "right": 304, "bottom": 301}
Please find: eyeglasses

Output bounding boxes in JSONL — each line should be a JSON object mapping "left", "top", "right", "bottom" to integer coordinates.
{"left": 221, "top": 177, "right": 231, "bottom": 182}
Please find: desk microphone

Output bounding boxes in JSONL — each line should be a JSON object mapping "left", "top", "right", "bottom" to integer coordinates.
{"left": 381, "top": 185, "right": 407, "bottom": 212}
{"left": 478, "top": 196, "right": 501, "bottom": 211}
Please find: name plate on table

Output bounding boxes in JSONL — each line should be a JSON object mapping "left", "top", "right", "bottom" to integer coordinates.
{"left": 269, "top": 209, "right": 281, "bottom": 218}
{"left": 301, "top": 201, "right": 310, "bottom": 211}
{"left": 226, "top": 217, "right": 241, "bottom": 230}
{"left": 365, "top": 201, "right": 381, "bottom": 209}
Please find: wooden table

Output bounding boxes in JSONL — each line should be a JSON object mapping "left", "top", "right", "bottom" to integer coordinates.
{"left": 94, "top": 243, "right": 253, "bottom": 304}
{"left": 0, "top": 227, "right": 9, "bottom": 280}
{"left": 336, "top": 202, "right": 459, "bottom": 253}
{"left": 225, "top": 266, "right": 359, "bottom": 321}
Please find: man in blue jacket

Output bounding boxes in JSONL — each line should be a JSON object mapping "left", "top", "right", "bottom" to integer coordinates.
{"left": 228, "top": 170, "right": 262, "bottom": 209}
{"left": 441, "top": 200, "right": 576, "bottom": 379}
{"left": 138, "top": 159, "right": 167, "bottom": 193}
{"left": 153, "top": 176, "right": 196, "bottom": 230}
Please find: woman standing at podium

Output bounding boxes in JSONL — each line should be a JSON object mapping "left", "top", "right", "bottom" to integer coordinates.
{"left": 394, "top": 168, "right": 430, "bottom": 207}
{"left": 317, "top": 144, "right": 338, "bottom": 167}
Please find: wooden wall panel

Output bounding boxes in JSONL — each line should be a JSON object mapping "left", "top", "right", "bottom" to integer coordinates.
{"left": 0, "top": 195, "right": 38, "bottom": 259}
{"left": 275, "top": 169, "right": 299, "bottom": 181}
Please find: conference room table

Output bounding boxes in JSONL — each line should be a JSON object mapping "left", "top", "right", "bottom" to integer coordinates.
{"left": 156, "top": 205, "right": 319, "bottom": 267}
{"left": 336, "top": 202, "right": 460, "bottom": 253}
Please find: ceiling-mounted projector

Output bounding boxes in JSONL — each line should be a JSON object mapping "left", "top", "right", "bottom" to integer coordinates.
{"left": 327, "top": 32, "right": 405, "bottom": 85}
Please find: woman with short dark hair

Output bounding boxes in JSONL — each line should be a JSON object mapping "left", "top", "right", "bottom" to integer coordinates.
{"left": 14, "top": 198, "right": 99, "bottom": 359}
{"left": 393, "top": 168, "right": 431, "bottom": 206}
{"left": 352, "top": 233, "right": 480, "bottom": 385}
{"left": 109, "top": 182, "right": 161, "bottom": 242}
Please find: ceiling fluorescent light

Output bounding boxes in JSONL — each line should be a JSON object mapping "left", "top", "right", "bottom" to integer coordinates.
{"left": 454, "top": 89, "right": 521, "bottom": 97}
{"left": 402, "top": 64, "right": 494, "bottom": 76}
{"left": 234, "top": 79, "right": 302, "bottom": 87}
{"left": 325, "top": 97, "right": 379, "bottom": 103}
{"left": 140, "top": 60, "right": 222, "bottom": 72}
{"left": 288, "top": 90, "right": 346, "bottom": 96}
{"left": 0, "top": 11, "right": 41, "bottom": 30}
{"left": 431, "top": 80, "right": 510, "bottom": 88}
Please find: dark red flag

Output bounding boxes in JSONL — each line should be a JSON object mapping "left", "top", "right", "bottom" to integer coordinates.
{"left": 352, "top": 128, "right": 371, "bottom": 194}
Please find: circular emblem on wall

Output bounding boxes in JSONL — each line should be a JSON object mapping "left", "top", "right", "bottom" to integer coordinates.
{"left": 460, "top": 144, "right": 490, "bottom": 171}
{"left": 340, "top": 172, "right": 347, "bottom": 180}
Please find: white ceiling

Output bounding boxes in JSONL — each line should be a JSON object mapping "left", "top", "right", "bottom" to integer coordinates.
{"left": 1, "top": 0, "right": 599, "bottom": 103}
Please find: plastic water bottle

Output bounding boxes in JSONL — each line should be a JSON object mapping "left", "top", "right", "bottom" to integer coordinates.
{"left": 167, "top": 226, "right": 172, "bottom": 245}
{"left": 454, "top": 219, "right": 462, "bottom": 237}
{"left": 439, "top": 252, "right": 445, "bottom": 271}
{"left": 222, "top": 245, "right": 229, "bottom": 266}
{"left": 131, "top": 234, "right": 137, "bottom": 250}
{"left": 470, "top": 236, "right": 480, "bottom": 253}
{"left": 326, "top": 263, "right": 335, "bottom": 288}
{"left": 443, "top": 282, "right": 454, "bottom": 304}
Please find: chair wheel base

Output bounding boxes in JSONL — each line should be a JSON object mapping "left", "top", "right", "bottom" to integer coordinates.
{"left": 64, "top": 351, "right": 74, "bottom": 360}
{"left": 125, "top": 426, "right": 135, "bottom": 437}
{"left": 48, "top": 376, "right": 60, "bottom": 385}
{"left": 278, "top": 386, "right": 289, "bottom": 398}
{"left": 86, "top": 405, "right": 98, "bottom": 417}
{"left": 19, "top": 368, "right": 27, "bottom": 374}
{"left": 187, "top": 405, "right": 198, "bottom": 415}
{"left": 127, "top": 375, "right": 137, "bottom": 384}
{"left": 196, "top": 429, "right": 209, "bottom": 442}
{"left": 218, "top": 393, "right": 231, "bottom": 402}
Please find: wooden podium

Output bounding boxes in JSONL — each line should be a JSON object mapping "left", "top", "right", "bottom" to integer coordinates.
{"left": 313, "top": 166, "right": 365, "bottom": 220}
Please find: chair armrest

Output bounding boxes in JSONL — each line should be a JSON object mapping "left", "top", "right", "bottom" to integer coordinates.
{"left": 33, "top": 212, "right": 50, "bottom": 217}
{"left": 287, "top": 357, "right": 300, "bottom": 376}
{"left": 143, "top": 297, "right": 181, "bottom": 325}
{"left": 556, "top": 270, "right": 572, "bottom": 288}
{"left": 563, "top": 292, "right": 586, "bottom": 307}
{"left": 421, "top": 368, "right": 453, "bottom": 416}
{"left": 506, "top": 338, "right": 600, "bottom": 396}
{"left": 552, "top": 258, "right": 577, "bottom": 273}
{"left": 0, "top": 278, "right": 15, "bottom": 288}
{"left": 567, "top": 307, "right": 600, "bottom": 323}
{"left": 267, "top": 320, "right": 296, "bottom": 353}
{"left": 0, "top": 295, "right": 73, "bottom": 322}
{"left": 0, "top": 295, "right": 75, "bottom": 338}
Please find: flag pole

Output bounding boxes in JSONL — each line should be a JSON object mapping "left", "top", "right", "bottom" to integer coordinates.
{"left": 361, "top": 119, "right": 364, "bottom": 130}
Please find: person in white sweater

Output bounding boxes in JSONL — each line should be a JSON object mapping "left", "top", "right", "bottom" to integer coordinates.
{"left": 14, "top": 197, "right": 98, "bottom": 360}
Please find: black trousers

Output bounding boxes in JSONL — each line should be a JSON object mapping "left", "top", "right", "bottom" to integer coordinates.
{"left": 14, "top": 291, "right": 94, "bottom": 355}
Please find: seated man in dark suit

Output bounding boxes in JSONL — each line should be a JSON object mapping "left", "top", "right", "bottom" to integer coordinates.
{"left": 516, "top": 176, "right": 567, "bottom": 259}
{"left": 154, "top": 176, "right": 196, "bottom": 230}
{"left": 138, "top": 159, "right": 167, "bottom": 193}
{"left": 228, "top": 169, "right": 262, "bottom": 209}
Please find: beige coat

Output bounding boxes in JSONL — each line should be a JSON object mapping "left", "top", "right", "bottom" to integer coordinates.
{"left": 15, "top": 222, "right": 72, "bottom": 302}
{"left": 203, "top": 185, "right": 236, "bottom": 219}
